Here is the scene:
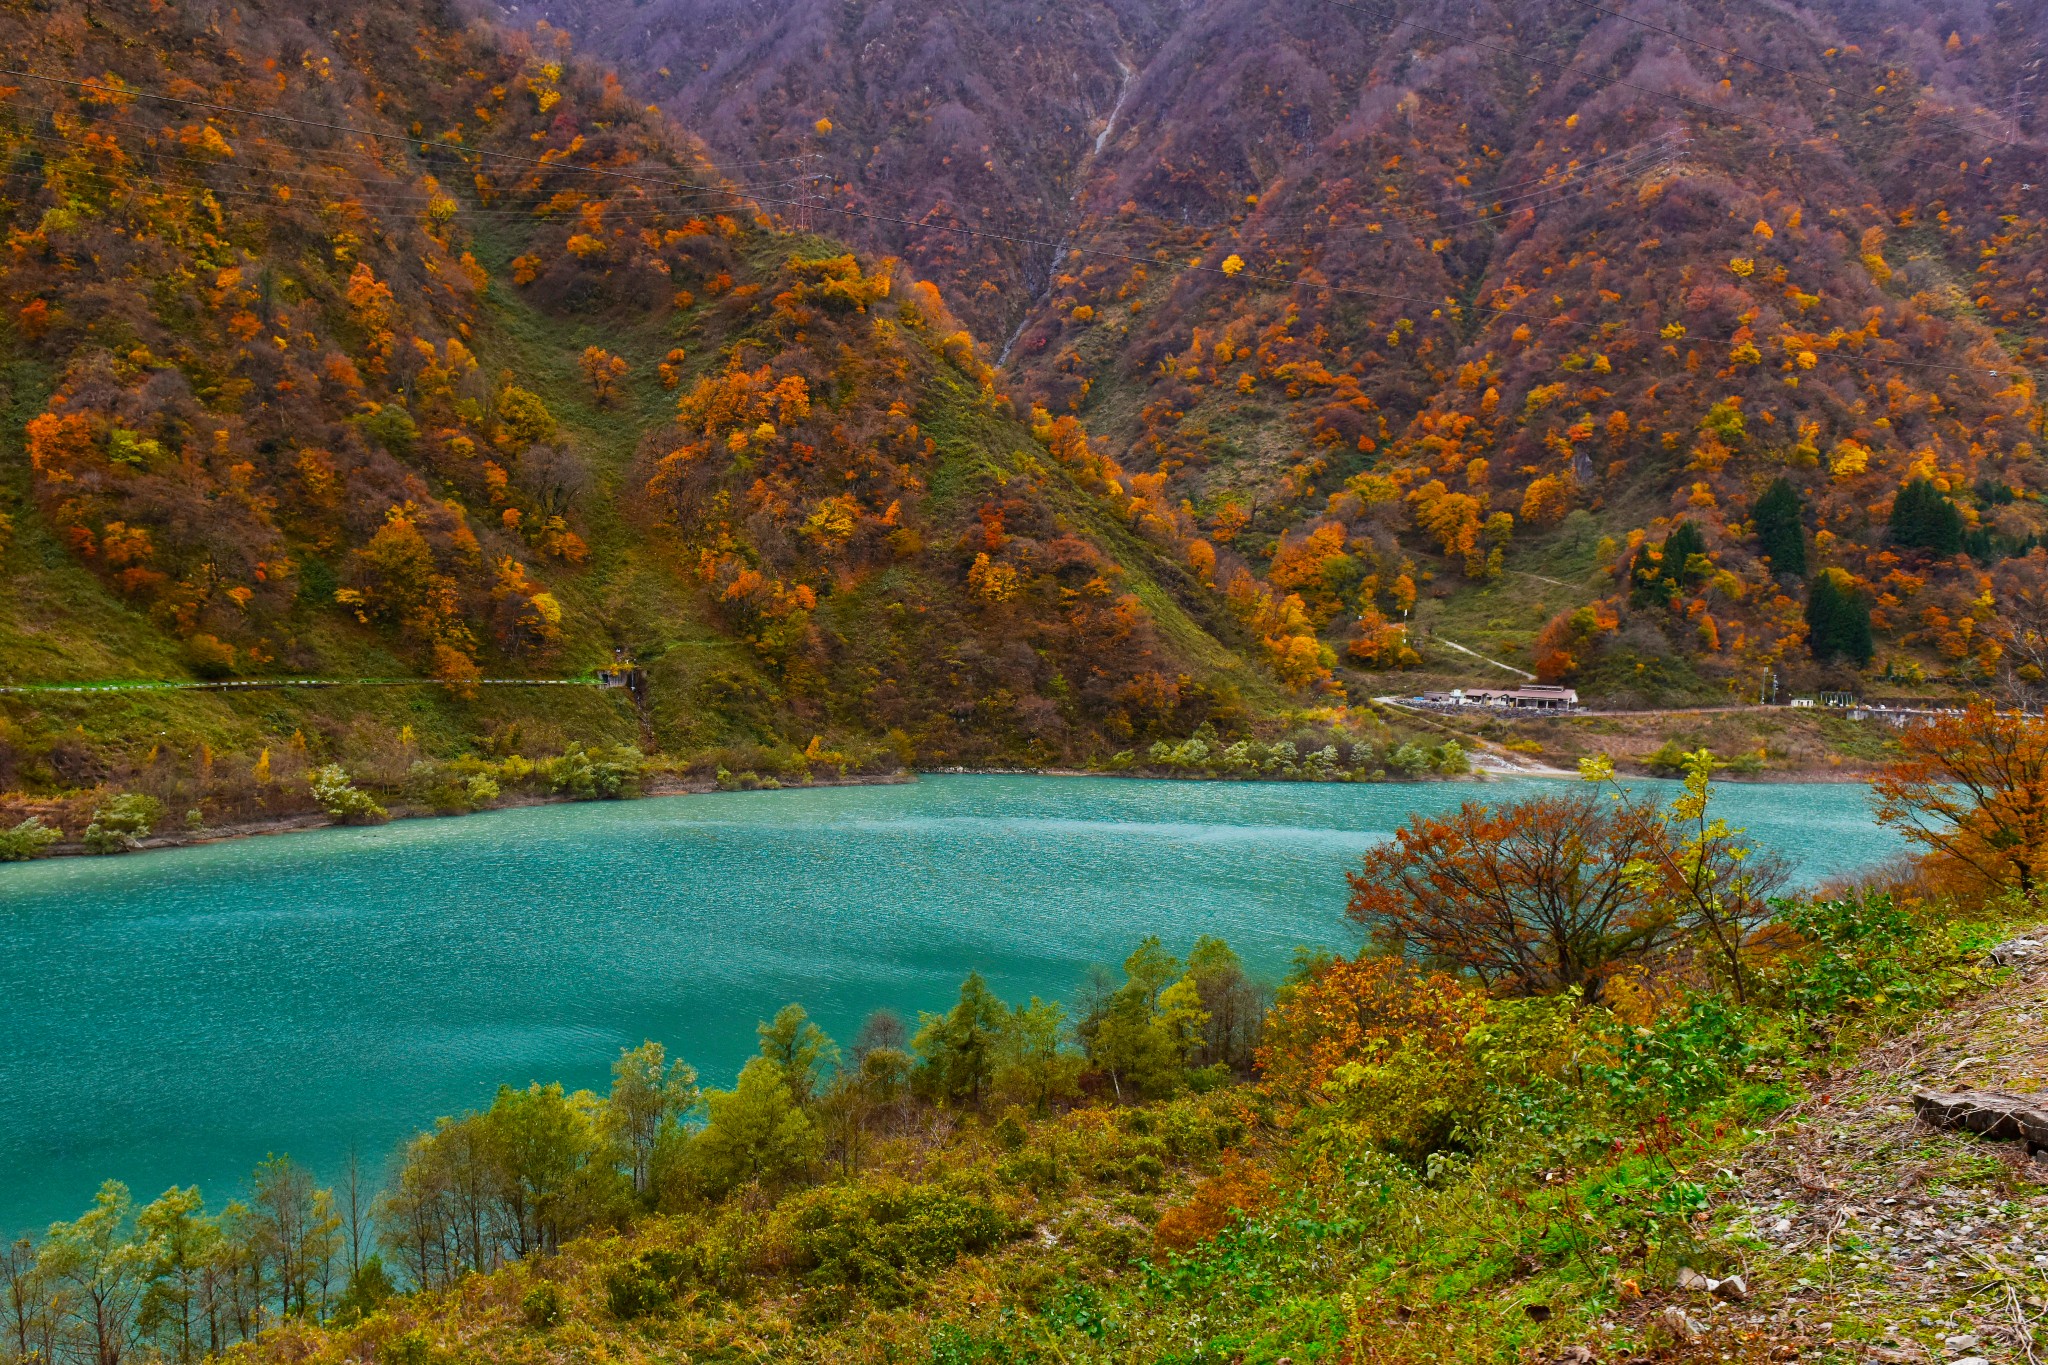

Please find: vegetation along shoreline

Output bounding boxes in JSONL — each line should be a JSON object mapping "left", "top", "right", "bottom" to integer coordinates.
{"left": 5, "top": 704, "right": 2044, "bottom": 1364}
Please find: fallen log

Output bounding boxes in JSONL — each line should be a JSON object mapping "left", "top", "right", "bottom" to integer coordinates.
{"left": 1911, "top": 1089, "right": 2048, "bottom": 1152}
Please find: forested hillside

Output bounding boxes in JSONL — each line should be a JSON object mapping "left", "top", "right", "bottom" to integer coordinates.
{"left": 0, "top": 0, "right": 1292, "bottom": 815}
{"left": 523, "top": 0, "right": 2048, "bottom": 703}
{"left": 11, "top": 0, "right": 2048, "bottom": 818}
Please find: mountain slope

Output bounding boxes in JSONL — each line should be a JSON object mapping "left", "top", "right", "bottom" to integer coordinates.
{"left": 0, "top": 0, "right": 1276, "bottom": 789}
{"left": 523, "top": 0, "right": 2048, "bottom": 702}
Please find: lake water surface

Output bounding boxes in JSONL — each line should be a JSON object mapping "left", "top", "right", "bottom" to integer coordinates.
{"left": 0, "top": 773, "right": 1896, "bottom": 1232}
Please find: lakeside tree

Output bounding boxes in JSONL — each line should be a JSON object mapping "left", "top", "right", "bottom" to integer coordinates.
{"left": 1580, "top": 752, "right": 1790, "bottom": 1002}
{"left": 1988, "top": 549, "right": 2048, "bottom": 704}
{"left": 1346, "top": 793, "right": 1670, "bottom": 1001}
{"left": 604, "top": 1042, "right": 699, "bottom": 1198}
{"left": 992, "top": 997, "right": 1084, "bottom": 1114}
{"left": 39, "top": 1182, "right": 144, "bottom": 1365}
{"left": 1184, "top": 936, "right": 1271, "bottom": 1074}
{"left": 1871, "top": 704, "right": 2048, "bottom": 896}
{"left": 247, "top": 1157, "right": 341, "bottom": 1322}
{"left": 756, "top": 1006, "right": 839, "bottom": 1109}
{"left": 695, "top": 1058, "right": 818, "bottom": 1193}
{"left": 1076, "top": 939, "right": 1213, "bottom": 1100}
{"left": 912, "top": 973, "right": 1009, "bottom": 1109}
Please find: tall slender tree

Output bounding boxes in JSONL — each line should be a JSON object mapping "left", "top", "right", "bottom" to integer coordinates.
{"left": 1753, "top": 477, "right": 1807, "bottom": 577}
{"left": 1805, "top": 571, "right": 1873, "bottom": 665}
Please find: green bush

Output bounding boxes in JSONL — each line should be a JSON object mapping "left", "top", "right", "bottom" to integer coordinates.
{"left": 520, "top": 1281, "right": 561, "bottom": 1328}
{"left": 183, "top": 633, "right": 236, "bottom": 679}
{"left": 1589, "top": 999, "right": 1752, "bottom": 1114}
{"left": 0, "top": 816, "right": 62, "bottom": 861}
{"left": 354, "top": 402, "right": 419, "bottom": 457}
{"left": 604, "top": 1252, "right": 678, "bottom": 1319}
{"left": 401, "top": 762, "right": 500, "bottom": 815}
{"left": 1644, "top": 740, "right": 1691, "bottom": 776}
{"left": 775, "top": 1183, "right": 1016, "bottom": 1306}
{"left": 310, "top": 765, "right": 389, "bottom": 824}
{"left": 1767, "top": 893, "right": 1937, "bottom": 1018}
{"left": 82, "top": 793, "right": 163, "bottom": 854}
{"left": 926, "top": 1325, "right": 1026, "bottom": 1364}
{"left": 548, "top": 743, "right": 644, "bottom": 799}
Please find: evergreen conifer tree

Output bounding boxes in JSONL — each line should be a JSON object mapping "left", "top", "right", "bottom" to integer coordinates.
{"left": 1753, "top": 477, "right": 1807, "bottom": 577}
{"left": 1805, "top": 573, "right": 1873, "bottom": 665}
{"left": 1889, "top": 479, "right": 1964, "bottom": 556}
{"left": 1663, "top": 519, "right": 1709, "bottom": 585}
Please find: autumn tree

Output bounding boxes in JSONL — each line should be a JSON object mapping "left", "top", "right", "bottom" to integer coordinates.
{"left": 1581, "top": 752, "right": 1789, "bottom": 1003}
{"left": 1989, "top": 549, "right": 2048, "bottom": 703}
{"left": 578, "top": 346, "right": 628, "bottom": 405}
{"left": 1871, "top": 704, "right": 2048, "bottom": 896}
{"left": 1346, "top": 794, "right": 1671, "bottom": 1001}
{"left": 1256, "top": 954, "right": 1489, "bottom": 1155}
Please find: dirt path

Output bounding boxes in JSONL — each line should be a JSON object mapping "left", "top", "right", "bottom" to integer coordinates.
{"left": 1653, "top": 937, "right": 2048, "bottom": 1363}
{"left": 1429, "top": 635, "right": 1538, "bottom": 680}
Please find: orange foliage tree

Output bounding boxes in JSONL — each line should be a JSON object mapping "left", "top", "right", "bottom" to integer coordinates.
{"left": 1258, "top": 955, "right": 1486, "bottom": 1101}
{"left": 1870, "top": 704, "right": 2048, "bottom": 895}
{"left": 1257, "top": 955, "right": 1489, "bottom": 1155}
{"left": 579, "top": 346, "right": 628, "bottom": 404}
{"left": 1345, "top": 794, "right": 1671, "bottom": 1001}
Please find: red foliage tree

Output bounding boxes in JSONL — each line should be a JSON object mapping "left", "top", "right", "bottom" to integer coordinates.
{"left": 1345, "top": 794, "right": 1672, "bottom": 1001}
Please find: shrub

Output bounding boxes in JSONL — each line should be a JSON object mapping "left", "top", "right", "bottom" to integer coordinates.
{"left": 1153, "top": 1153, "right": 1272, "bottom": 1252}
{"left": 1644, "top": 740, "right": 1690, "bottom": 776}
{"left": 183, "top": 633, "right": 236, "bottom": 679}
{"left": 1259, "top": 956, "right": 1491, "bottom": 1157}
{"left": 1588, "top": 998, "right": 1753, "bottom": 1114}
{"left": 0, "top": 816, "right": 62, "bottom": 861}
{"left": 603, "top": 1262, "right": 671, "bottom": 1320}
{"left": 773, "top": 1182, "right": 1016, "bottom": 1306}
{"left": 1383, "top": 742, "right": 1431, "bottom": 776}
{"left": 547, "top": 743, "right": 644, "bottom": 799}
{"left": 1765, "top": 893, "right": 1937, "bottom": 1018}
{"left": 520, "top": 1282, "right": 561, "bottom": 1328}
{"left": 82, "top": 793, "right": 163, "bottom": 854}
{"left": 402, "top": 762, "right": 501, "bottom": 815}
{"left": 310, "top": 765, "right": 389, "bottom": 824}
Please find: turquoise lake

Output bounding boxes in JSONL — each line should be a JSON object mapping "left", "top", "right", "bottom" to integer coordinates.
{"left": 0, "top": 773, "right": 1898, "bottom": 1233}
